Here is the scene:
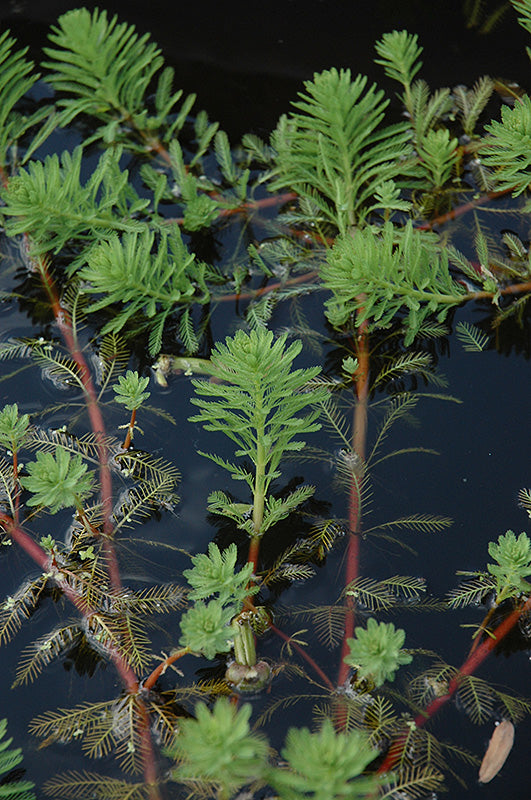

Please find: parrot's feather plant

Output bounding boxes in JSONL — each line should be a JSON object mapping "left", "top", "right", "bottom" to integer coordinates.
{"left": 1, "top": 2, "right": 531, "bottom": 800}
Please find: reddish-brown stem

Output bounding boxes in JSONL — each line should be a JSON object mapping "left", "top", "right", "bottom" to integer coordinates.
{"left": 376, "top": 595, "right": 531, "bottom": 776}
{"left": 122, "top": 408, "right": 137, "bottom": 451}
{"left": 0, "top": 511, "right": 162, "bottom": 796}
{"left": 33, "top": 253, "right": 122, "bottom": 593}
{"left": 269, "top": 622, "right": 335, "bottom": 692}
{"left": 217, "top": 270, "right": 319, "bottom": 304}
{"left": 24, "top": 249, "right": 162, "bottom": 795}
{"left": 143, "top": 647, "right": 191, "bottom": 691}
{"left": 417, "top": 188, "right": 511, "bottom": 230}
{"left": 337, "top": 320, "right": 370, "bottom": 691}
{"left": 12, "top": 449, "right": 20, "bottom": 523}
{"left": 247, "top": 536, "right": 260, "bottom": 574}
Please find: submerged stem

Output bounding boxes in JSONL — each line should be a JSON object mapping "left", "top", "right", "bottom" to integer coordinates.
{"left": 337, "top": 319, "right": 370, "bottom": 692}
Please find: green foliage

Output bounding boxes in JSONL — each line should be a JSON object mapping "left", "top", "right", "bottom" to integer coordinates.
{"left": 321, "top": 221, "right": 467, "bottom": 344}
{"left": 374, "top": 30, "right": 453, "bottom": 146}
{"left": 512, "top": 0, "right": 531, "bottom": 58}
{"left": 455, "top": 321, "right": 490, "bottom": 352}
{"left": 178, "top": 599, "right": 235, "bottom": 659}
{"left": 77, "top": 226, "right": 209, "bottom": 355}
{"left": 190, "top": 329, "right": 326, "bottom": 537}
{"left": 0, "top": 404, "right": 30, "bottom": 453}
{"left": 481, "top": 95, "right": 531, "bottom": 195}
{"left": 453, "top": 77, "right": 495, "bottom": 137}
{"left": 19, "top": 446, "right": 93, "bottom": 514}
{"left": 417, "top": 128, "right": 459, "bottom": 188}
{"left": 168, "top": 699, "right": 269, "bottom": 798}
{"left": 488, "top": 530, "right": 531, "bottom": 601}
{"left": 0, "top": 147, "right": 146, "bottom": 254}
{"left": 374, "top": 29, "right": 423, "bottom": 102}
{"left": 269, "top": 67, "right": 415, "bottom": 231}
{"left": 344, "top": 618, "right": 413, "bottom": 687}
{"left": 0, "top": 30, "right": 52, "bottom": 171}
{"left": 183, "top": 542, "right": 258, "bottom": 605}
{"left": 42, "top": 7, "right": 195, "bottom": 147}
{"left": 0, "top": 718, "right": 35, "bottom": 800}
{"left": 269, "top": 718, "right": 380, "bottom": 800}
{"left": 112, "top": 371, "right": 151, "bottom": 412}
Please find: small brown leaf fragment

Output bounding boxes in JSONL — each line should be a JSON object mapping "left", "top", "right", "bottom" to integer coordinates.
{"left": 478, "top": 719, "right": 515, "bottom": 784}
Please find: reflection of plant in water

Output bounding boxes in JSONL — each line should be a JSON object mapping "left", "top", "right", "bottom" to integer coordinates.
{"left": 1, "top": 2, "right": 531, "bottom": 798}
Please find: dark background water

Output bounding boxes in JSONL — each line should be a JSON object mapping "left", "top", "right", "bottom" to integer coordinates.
{"left": 0, "top": 1, "right": 531, "bottom": 798}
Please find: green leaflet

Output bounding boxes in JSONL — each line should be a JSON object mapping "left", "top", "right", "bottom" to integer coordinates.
{"left": 77, "top": 226, "right": 210, "bottom": 356}
{"left": 269, "top": 67, "right": 416, "bottom": 231}
{"left": 321, "top": 221, "right": 467, "bottom": 343}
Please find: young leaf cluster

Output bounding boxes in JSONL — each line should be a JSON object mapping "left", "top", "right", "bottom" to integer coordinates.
{"left": 190, "top": 329, "right": 326, "bottom": 537}
{"left": 183, "top": 542, "right": 257, "bottom": 605}
{"left": 344, "top": 617, "right": 413, "bottom": 687}
{"left": 0, "top": 30, "right": 53, "bottom": 171}
{"left": 0, "top": 147, "right": 146, "bottom": 254}
{"left": 112, "top": 371, "right": 151, "bottom": 412}
{"left": 269, "top": 67, "right": 415, "bottom": 231}
{"left": 19, "top": 445, "right": 94, "bottom": 514}
{"left": 42, "top": 7, "right": 196, "bottom": 148}
{"left": 481, "top": 95, "right": 531, "bottom": 195}
{"left": 488, "top": 530, "right": 531, "bottom": 601}
{"left": 321, "top": 221, "right": 468, "bottom": 344}
{"left": 0, "top": 403, "right": 30, "bottom": 453}
{"left": 167, "top": 699, "right": 269, "bottom": 799}
{"left": 77, "top": 226, "right": 209, "bottom": 355}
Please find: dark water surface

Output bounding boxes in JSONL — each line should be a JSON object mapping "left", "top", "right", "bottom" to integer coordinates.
{"left": 1, "top": 1, "right": 531, "bottom": 799}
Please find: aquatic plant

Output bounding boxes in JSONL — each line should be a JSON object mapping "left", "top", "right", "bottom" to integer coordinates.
{"left": 0, "top": 2, "right": 530, "bottom": 799}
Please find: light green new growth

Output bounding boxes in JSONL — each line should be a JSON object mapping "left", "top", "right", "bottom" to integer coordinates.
{"left": 0, "top": 404, "right": 30, "bottom": 453}
{"left": 0, "top": 30, "right": 52, "bottom": 170}
{"left": 0, "top": 147, "right": 146, "bottom": 254}
{"left": 488, "top": 530, "right": 531, "bottom": 602}
{"left": 417, "top": 128, "right": 459, "bottom": 189}
{"left": 269, "top": 67, "right": 415, "bottom": 231}
{"left": 167, "top": 699, "right": 268, "bottom": 800}
{"left": 269, "top": 718, "right": 380, "bottom": 800}
{"left": 374, "top": 29, "right": 423, "bottom": 111}
{"left": 78, "top": 226, "right": 209, "bottom": 355}
{"left": 189, "top": 329, "right": 326, "bottom": 539}
{"left": 0, "top": 718, "right": 36, "bottom": 800}
{"left": 19, "top": 446, "right": 93, "bottom": 514}
{"left": 344, "top": 617, "right": 413, "bottom": 687}
{"left": 482, "top": 95, "right": 531, "bottom": 196}
{"left": 112, "top": 371, "right": 151, "bottom": 412}
{"left": 178, "top": 599, "right": 235, "bottom": 659}
{"left": 183, "top": 542, "right": 258, "bottom": 605}
{"left": 42, "top": 7, "right": 195, "bottom": 147}
{"left": 321, "top": 220, "right": 468, "bottom": 344}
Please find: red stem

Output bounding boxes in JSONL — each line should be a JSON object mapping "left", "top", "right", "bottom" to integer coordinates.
{"left": 122, "top": 408, "right": 137, "bottom": 451}
{"left": 376, "top": 595, "right": 531, "bottom": 776}
{"left": 337, "top": 320, "right": 370, "bottom": 690}
{"left": 269, "top": 622, "right": 335, "bottom": 692}
{"left": 34, "top": 253, "right": 121, "bottom": 592}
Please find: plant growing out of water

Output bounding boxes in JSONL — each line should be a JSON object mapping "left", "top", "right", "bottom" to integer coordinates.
{"left": 19, "top": 446, "right": 94, "bottom": 516}
{"left": 113, "top": 369, "right": 151, "bottom": 449}
{"left": 189, "top": 328, "right": 326, "bottom": 570}
{"left": 343, "top": 618, "right": 413, "bottom": 687}
{"left": 2, "top": 2, "right": 531, "bottom": 799}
